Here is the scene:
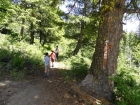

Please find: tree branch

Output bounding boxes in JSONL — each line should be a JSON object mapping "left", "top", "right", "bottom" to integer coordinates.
{"left": 124, "top": 8, "right": 140, "bottom": 13}
{"left": 66, "top": 0, "right": 77, "bottom": 15}
{"left": 131, "top": 0, "right": 139, "bottom": 10}
{"left": 124, "top": 0, "right": 140, "bottom": 13}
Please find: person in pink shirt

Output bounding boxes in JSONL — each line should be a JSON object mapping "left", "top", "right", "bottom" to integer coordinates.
{"left": 50, "top": 51, "right": 56, "bottom": 67}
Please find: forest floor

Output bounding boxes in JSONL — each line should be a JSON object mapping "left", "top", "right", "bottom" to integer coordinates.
{"left": 0, "top": 62, "right": 113, "bottom": 105}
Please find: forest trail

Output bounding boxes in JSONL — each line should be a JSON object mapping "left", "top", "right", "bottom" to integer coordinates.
{"left": 0, "top": 62, "right": 72, "bottom": 105}
{"left": 0, "top": 62, "right": 87, "bottom": 105}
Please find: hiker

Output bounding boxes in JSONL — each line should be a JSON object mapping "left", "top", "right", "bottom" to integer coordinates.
{"left": 55, "top": 46, "right": 59, "bottom": 61}
{"left": 50, "top": 51, "right": 56, "bottom": 67}
{"left": 44, "top": 52, "right": 50, "bottom": 76}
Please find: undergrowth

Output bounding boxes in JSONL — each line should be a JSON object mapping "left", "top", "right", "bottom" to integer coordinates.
{"left": 60, "top": 54, "right": 91, "bottom": 82}
{"left": 111, "top": 69, "right": 140, "bottom": 105}
{"left": 0, "top": 34, "right": 45, "bottom": 80}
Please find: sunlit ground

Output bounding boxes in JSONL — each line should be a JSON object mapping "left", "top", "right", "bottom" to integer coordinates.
{"left": 0, "top": 80, "right": 11, "bottom": 88}
{"left": 50, "top": 61, "right": 66, "bottom": 69}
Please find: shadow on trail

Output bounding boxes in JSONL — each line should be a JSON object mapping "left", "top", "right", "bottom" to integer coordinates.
{"left": 0, "top": 61, "right": 114, "bottom": 105}
{"left": 0, "top": 62, "right": 77, "bottom": 105}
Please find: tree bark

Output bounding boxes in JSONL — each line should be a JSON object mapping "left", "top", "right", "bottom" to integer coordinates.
{"left": 20, "top": 18, "right": 25, "bottom": 36}
{"left": 39, "top": 30, "right": 43, "bottom": 44}
{"left": 73, "top": 21, "right": 84, "bottom": 55}
{"left": 30, "top": 31, "right": 35, "bottom": 44}
{"left": 30, "top": 22, "right": 35, "bottom": 44}
{"left": 73, "top": 0, "right": 87, "bottom": 55}
{"left": 80, "top": 0, "right": 125, "bottom": 100}
{"left": 42, "top": 35, "right": 47, "bottom": 46}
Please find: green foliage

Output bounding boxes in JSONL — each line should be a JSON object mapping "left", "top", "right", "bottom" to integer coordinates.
{"left": 10, "top": 69, "right": 25, "bottom": 80}
{"left": 70, "top": 62, "right": 89, "bottom": 79}
{"left": 57, "top": 37, "right": 92, "bottom": 81}
{"left": 0, "top": 2, "right": 140, "bottom": 104}
{"left": 0, "top": 0, "right": 64, "bottom": 46}
{"left": 116, "top": 32, "right": 140, "bottom": 104}
{"left": 70, "top": 57, "right": 89, "bottom": 79}
{"left": 0, "top": 49, "right": 12, "bottom": 77}
{"left": 111, "top": 70, "right": 140, "bottom": 105}
{"left": 0, "top": 0, "right": 11, "bottom": 22}
{"left": 0, "top": 49, "right": 11, "bottom": 62}
{"left": 0, "top": 34, "right": 44, "bottom": 80}
{"left": 12, "top": 52, "right": 25, "bottom": 69}
{"left": 61, "top": 54, "right": 91, "bottom": 81}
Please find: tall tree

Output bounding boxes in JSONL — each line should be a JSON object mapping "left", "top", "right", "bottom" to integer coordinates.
{"left": 80, "top": 0, "right": 140, "bottom": 100}
{"left": 31, "top": 0, "right": 64, "bottom": 45}
{"left": 12, "top": 0, "right": 64, "bottom": 45}
{"left": 19, "top": 0, "right": 28, "bottom": 37}
{"left": 118, "top": 32, "right": 140, "bottom": 73}
{"left": 63, "top": 0, "right": 98, "bottom": 55}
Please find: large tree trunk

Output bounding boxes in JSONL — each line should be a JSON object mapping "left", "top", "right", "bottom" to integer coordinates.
{"left": 80, "top": 0, "right": 125, "bottom": 100}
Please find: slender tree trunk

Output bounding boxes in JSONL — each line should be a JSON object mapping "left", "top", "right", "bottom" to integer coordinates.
{"left": 42, "top": 35, "right": 46, "bottom": 46}
{"left": 80, "top": 0, "right": 125, "bottom": 100}
{"left": 73, "top": 21, "right": 84, "bottom": 55}
{"left": 30, "top": 22, "right": 35, "bottom": 44}
{"left": 20, "top": 18, "right": 25, "bottom": 37}
{"left": 138, "top": 61, "right": 140, "bottom": 75}
{"left": 73, "top": 0, "right": 87, "bottom": 55}
{"left": 30, "top": 31, "right": 35, "bottom": 44}
{"left": 39, "top": 20, "right": 42, "bottom": 44}
{"left": 39, "top": 30, "right": 43, "bottom": 44}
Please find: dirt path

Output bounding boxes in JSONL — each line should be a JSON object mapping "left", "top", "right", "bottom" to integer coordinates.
{"left": 0, "top": 62, "right": 86, "bottom": 105}
{"left": 0, "top": 62, "right": 113, "bottom": 105}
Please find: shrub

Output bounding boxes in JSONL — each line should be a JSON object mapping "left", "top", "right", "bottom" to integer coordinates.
{"left": 12, "top": 53, "right": 25, "bottom": 69}
{"left": 0, "top": 49, "right": 12, "bottom": 62}
{"left": 111, "top": 71, "right": 140, "bottom": 105}
{"left": 0, "top": 34, "right": 44, "bottom": 80}
{"left": 10, "top": 69, "right": 25, "bottom": 80}
{"left": 61, "top": 55, "right": 90, "bottom": 81}
{"left": 71, "top": 62, "right": 89, "bottom": 79}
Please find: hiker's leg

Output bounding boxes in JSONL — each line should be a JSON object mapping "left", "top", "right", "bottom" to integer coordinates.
{"left": 52, "top": 61, "right": 54, "bottom": 67}
{"left": 44, "top": 65, "right": 47, "bottom": 73}
{"left": 47, "top": 65, "right": 50, "bottom": 73}
{"left": 52, "top": 58, "right": 54, "bottom": 67}
{"left": 56, "top": 53, "right": 58, "bottom": 61}
{"left": 46, "top": 65, "right": 50, "bottom": 76}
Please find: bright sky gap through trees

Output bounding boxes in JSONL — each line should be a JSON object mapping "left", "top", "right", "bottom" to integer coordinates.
{"left": 123, "top": 17, "right": 139, "bottom": 33}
